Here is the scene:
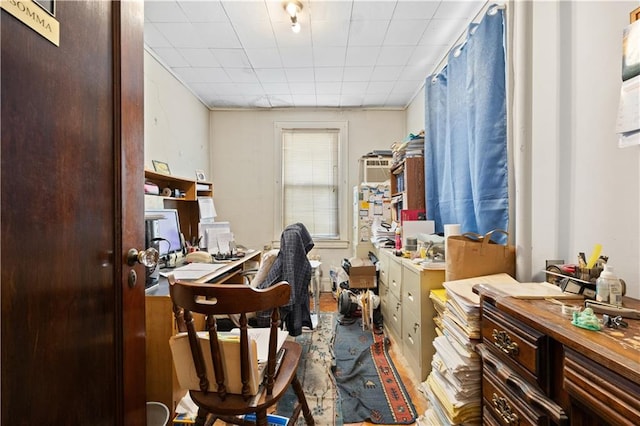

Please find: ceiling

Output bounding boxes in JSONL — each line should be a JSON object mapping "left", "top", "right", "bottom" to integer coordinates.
{"left": 143, "top": 0, "right": 487, "bottom": 110}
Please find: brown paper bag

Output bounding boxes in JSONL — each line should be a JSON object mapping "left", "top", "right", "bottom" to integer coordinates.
{"left": 445, "top": 230, "right": 516, "bottom": 282}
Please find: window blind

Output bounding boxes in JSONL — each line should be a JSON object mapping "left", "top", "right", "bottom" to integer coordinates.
{"left": 282, "top": 129, "right": 339, "bottom": 239}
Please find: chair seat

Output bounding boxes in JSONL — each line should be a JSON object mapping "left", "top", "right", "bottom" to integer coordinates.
{"left": 189, "top": 340, "right": 302, "bottom": 416}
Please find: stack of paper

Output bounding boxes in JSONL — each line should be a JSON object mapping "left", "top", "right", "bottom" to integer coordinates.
{"left": 421, "top": 274, "right": 519, "bottom": 425}
{"left": 429, "top": 289, "right": 447, "bottom": 336}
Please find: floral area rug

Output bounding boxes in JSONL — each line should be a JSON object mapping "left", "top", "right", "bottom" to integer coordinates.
{"left": 332, "top": 317, "right": 417, "bottom": 424}
{"left": 276, "top": 313, "right": 343, "bottom": 425}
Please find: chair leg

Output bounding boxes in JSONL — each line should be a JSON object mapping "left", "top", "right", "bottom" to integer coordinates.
{"left": 291, "top": 374, "right": 315, "bottom": 425}
{"left": 255, "top": 409, "right": 269, "bottom": 426}
{"left": 194, "top": 407, "right": 209, "bottom": 426}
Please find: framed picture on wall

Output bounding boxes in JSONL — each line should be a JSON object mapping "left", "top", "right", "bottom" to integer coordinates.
{"left": 622, "top": 19, "right": 640, "bottom": 81}
{"left": 195, "top": 170, "right": 206, "bottom": 182}
{"left": 152, "top": 160, "right": 171, "bottom": 175}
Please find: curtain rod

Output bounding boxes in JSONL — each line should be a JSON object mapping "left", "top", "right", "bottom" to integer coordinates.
{"left": 430, "top": 2, "right": 506, "bottom": 80}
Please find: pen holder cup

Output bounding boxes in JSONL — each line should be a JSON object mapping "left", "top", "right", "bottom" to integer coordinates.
{"left": 575, "top": 266, "right": 602, "bottom": 282}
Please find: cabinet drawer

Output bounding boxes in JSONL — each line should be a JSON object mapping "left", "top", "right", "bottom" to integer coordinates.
{"left": 388, "top": 256, "right": 402, "bottom": 299}
{"left": 402, "top": 266, "right": 421, "bottom": 318}
{"left": 478, "top": 344, "right": 567, "bottom": 426}
{"left": 482, "top": 302, "right": 548, "bottom": 388}
{"left": 401, "top": 310, "right": 424, "bottom": 380}
{"left": 378, "top": 250, "right": 390, "bottom": 285}
{"left": 384, "top": 292, "right": 402, "bottom": 340}
{"left": 564, "top": 348, "right": 640, "bottom": 425}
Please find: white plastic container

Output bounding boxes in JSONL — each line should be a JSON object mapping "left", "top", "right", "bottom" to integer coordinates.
{"left": 596, "top": 265, "right": 623, "bottom": 306}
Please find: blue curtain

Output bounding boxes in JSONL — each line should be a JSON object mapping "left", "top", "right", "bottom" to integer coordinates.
{"left": 425, "top": 6, "right": 507, "bottom": 242}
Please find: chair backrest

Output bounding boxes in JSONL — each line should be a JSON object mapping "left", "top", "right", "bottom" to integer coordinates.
{"left": 169, "top": 276, "right": 290, "bottom": 400}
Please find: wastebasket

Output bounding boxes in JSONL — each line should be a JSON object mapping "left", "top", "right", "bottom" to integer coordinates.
{"left": 146, "top": 401, "right": 170, "bottom": 426}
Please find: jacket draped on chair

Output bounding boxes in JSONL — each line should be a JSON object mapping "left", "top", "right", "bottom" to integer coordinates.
{"left": 257, "top": 223, "right": 314, "bottom": 336}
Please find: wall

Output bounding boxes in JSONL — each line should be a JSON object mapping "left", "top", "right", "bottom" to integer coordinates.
{"left": 405, "top": 85, "right": 426, "bottom": 135}
{"left": 144, "top": 50, "right": 210, "bottom": 179}
{"left": 404, "top": 1, "right": 639, "bottom": 298}
{"left": 209, "top": 108, "right": 405, "bottom": 286}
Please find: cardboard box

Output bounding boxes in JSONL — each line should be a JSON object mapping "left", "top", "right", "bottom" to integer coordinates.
{"left": 348, "top": 259, "right": 377, "bottom": 289}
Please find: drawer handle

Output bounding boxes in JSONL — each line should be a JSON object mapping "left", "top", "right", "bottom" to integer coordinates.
{"left": 492, "top": 329, "right": 519, "bottom": 356}
{"left": 492, "top": 393, "right": 519, "bottom": 425}
{"left": 413, "top": 322, "right": 420, "bottom": 333}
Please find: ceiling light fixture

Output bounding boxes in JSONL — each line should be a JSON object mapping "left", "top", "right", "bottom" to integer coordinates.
{"left": 284, "top": 1, "right": 302, "bottom": 33}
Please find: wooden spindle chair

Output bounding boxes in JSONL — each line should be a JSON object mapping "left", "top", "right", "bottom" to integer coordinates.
{"left": 169, "top": 275, "right": 314, "bottom": 426}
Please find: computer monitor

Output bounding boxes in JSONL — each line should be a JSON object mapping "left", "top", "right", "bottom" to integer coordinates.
{"left": 145, "top": 208, "right": 184, "bottom": 259}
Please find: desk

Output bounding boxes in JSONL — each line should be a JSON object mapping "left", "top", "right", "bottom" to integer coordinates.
{"left": 145, "top": 249, "right": 261, "bottom": 414}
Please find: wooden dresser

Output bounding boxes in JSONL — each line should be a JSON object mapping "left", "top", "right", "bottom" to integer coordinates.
{"left": 474, "top": 284, "right": 640, "bottom": 425}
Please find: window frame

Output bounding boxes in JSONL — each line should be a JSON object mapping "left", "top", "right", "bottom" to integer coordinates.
{"left": 273, "top": 121, "right": 349, "bottom": 249}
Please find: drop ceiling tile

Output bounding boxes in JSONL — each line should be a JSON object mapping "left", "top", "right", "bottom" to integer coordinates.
{"left": 192, "top": 22, "right": 241, "bottom": 49}
{"left": 315, "top": 67, "right": 344, "bottom": 82}
{"left": 211, "top": 49, "right": 251, "bottom": 68}
{"left": 289, "top": 82, "right": 316, "bottom": 95}
{"left": 345, "top": 45, "right": 380, "bottom": 67}
{"left": 226, "top": 68, "right": 260, "bottom": 84}
{"left": 392, "top": 1, "right": 439, "bottom": 20}
{"left": 178, "top": 0, "right": 228, "bottom": 22}
{"left": 149, "top": 47, "right": 189, "bottom": 67}
{"left": 393, "top": 80, "right": 423, "bottom": 93}
{"left": 376, "top": 46, "right": 415, "bottom": 66}
{"left": 348, "top": 20, "right": 389, "bottom": 46}
{"left": 235, "top": 83, "right": 266, "bottom": 96}
{"left": 343, "top": 66, "right": 373, "bottom": 81}
{"left": 144, "top": 23, "right": 172, "bottom": 48}
{"left": 310, "top": 20, "right": 350, "bottom": 46}
{"left": 410, "top": 43, "right": 448, "bottom": 69}
{"left": 155, "top": 23, "right": 207, "bottom": 48}
{"left": 309, "top": 1, "right": 353, "bottom": 21}
{"left": 352, "top": 1, "right": 396, "bottom": 20}
{"left": 233, "top": 19, "right": 277, "bottom": 49}
{"left": 285, "top": 67, "right": 315, "bottom": 82}
{"left": 366, "top": 81, "right": 395, "bottom": 94}
{"left": 245, "top": 48, "right": 283, "bottom": 68}
{"left": 255, "top": 69, "right": 288, "bottom": 83}
{"left": 279, "top": 47, "right": 314, "bottom": 68}
{"left": 370, "top": 65, "right": 403, "bottom": 81}
{"left": 316, "top": 81, "right": 342, "bottom": 94}
{"left": 313, "top": 47, "right": 346, "bottom": 67}
{"left": 145, "top": 1, "right": 189, "bottom": 23}
{"left": 420, "top": 18, "right": 469, "bottom": 45}
{"left": 384, "top": 19, "right": 428, "bottom": 46}
{"left": 399, "top": 64, "right": 431, "bottom": 81}
{"left": 179, "top": 48, "right": 219, "bottom": 67}
{"left": 434, "top": 0, "right": 485, "bottom": 19}
{"left": 261, "top": 82, "right": 291, "bottom": 93}
{"left": 221, "top": 0, "right": 271, "bottom": 23}
{"left": 341, "top": 81, "right": 368, "bottom": 95}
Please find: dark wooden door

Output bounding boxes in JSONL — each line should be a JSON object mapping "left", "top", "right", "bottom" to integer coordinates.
{"left": 1, "top": 1, "right": 146, "bottom": 424}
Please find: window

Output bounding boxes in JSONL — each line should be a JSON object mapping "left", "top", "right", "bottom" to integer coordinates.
{"left": 274, "top": 122, "right": 348, "bottom": 247}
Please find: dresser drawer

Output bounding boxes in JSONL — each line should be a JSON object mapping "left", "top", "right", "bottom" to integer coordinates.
{"left": 478, "top": 344, "right": 567, "bottom": 426}
{"left": 564, "top": 348, "right": 640, "bottom": 425}
{"left": 482, "top": 302, "right": 548, "bottom": 389}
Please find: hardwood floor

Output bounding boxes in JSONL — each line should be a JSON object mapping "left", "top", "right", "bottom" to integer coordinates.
{"left": 317, "top": 292, "right": 428, "bottom": 426}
